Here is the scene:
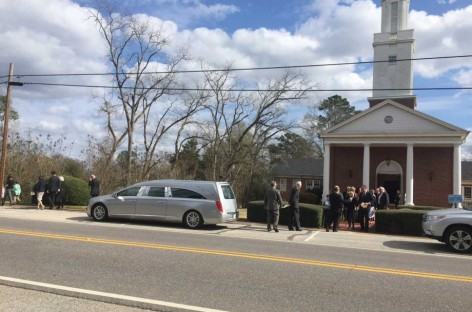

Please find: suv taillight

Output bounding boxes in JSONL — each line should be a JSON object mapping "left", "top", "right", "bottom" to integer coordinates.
{"left": 216, "top": 200, "right": 223, "bottom": 213}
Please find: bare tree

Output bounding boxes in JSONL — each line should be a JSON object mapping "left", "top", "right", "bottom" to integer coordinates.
{"left": 89, "top": 8, "right": 186, "bottom": 184}
{"left": 139, "top": 88, "right": 208, "bottom": 180}
{"left": 196, "top": 67, "right": 314, "bottom": 201}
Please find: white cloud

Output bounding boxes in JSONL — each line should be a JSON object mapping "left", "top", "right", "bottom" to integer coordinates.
{"left": 2, "top": 0, "right": 472, "bottom": 159}
{"left": 120, "top": 0, "right": 239, "bottom": 27}
{"left": 47, "top": 106, "right": 71, "bottom": 114}
{"left": 410, "top": 6, "right": 472, "bottom": 78}
{"left": 437, "top": 0, "right": 458, "bottom": 4}
{"left": 39, "top": 120, "right": 64, "bottom": 131}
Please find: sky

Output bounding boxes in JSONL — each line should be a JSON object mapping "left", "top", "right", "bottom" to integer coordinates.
{"left": 0, "top": 0, "right": 471, "bottom": 159}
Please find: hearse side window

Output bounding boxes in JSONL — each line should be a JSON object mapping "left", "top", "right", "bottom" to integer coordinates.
{"left": 147, "top": 187, "right": 166, "bottom": 197}
{"left": 171, "top": 188, "right": 206, "bottom": 199}
{"left": 221, "top": 185, "right": 235, "bottom": 199}
{"left": 117, "top": 187, "right": 141, "bottom": 197}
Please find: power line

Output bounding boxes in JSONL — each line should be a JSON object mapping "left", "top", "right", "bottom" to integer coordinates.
{"left": 9, "top": 54, "right": 472, "bottom": 78}
{"left": 23, "top": 82, "right": 472, "bottom": 92}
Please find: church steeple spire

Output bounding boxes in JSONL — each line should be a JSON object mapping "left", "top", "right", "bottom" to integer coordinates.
{"left": 368, "top": 0, "right": 416, "bottom": 109}
{"left": 381, "top": 0, "right": 410, "bottom": 33}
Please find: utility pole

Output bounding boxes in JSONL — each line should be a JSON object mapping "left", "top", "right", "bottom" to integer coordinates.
{"left": 0, "top": 63, "right": 14, "bottom": 201}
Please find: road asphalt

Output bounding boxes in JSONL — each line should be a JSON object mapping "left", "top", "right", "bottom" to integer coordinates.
{"left": 0, "top": 204, "right": 452, "bottom": 312}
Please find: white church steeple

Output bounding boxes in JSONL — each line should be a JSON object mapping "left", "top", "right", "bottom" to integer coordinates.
{"left": 369, "top": 0, "right": 416, "bottom": 109}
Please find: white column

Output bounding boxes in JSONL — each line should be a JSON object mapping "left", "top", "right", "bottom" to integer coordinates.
{"left": 453, "top": 144, "right": 462, "bottom": 208}
{"left": 405, "top": 144, "right": 414, "bottom": 206}
{"left": 363, "top": 144, "right": 370, "bottom": 190}
{"left": 322, "top": 143, "right": 330, "bottom": 199}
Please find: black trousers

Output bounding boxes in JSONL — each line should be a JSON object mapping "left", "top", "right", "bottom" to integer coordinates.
{"left": 266, "top": 209, "right": 279, "bottom": 229}
{"left": 48, "top": 192, "right": 58, "bottom": 209}
{"left": 358, "top": 207, "right": 370, "bottom": 231}
{"left": 288, "top": 206, "right": 301, "bottom": 230}
{"left": 346, "top": 207, "right": 356, "bottom": 226}
{"left": 326, "top": 209, "right": 341, "bottom": 230}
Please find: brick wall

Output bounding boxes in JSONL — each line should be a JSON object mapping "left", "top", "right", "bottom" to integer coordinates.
{"left": 329, "top": 145, "right": 453, "bottom": 207}
{"left": 414, "top": 147, "right": 453, "bottom": 207}
{"left": 331, "top": 146, "right": 363, "bottom": 191}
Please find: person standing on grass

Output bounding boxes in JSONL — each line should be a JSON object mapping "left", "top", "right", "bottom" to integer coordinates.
{"left": 264, "top": 181, "right": 282, "bottom": 232}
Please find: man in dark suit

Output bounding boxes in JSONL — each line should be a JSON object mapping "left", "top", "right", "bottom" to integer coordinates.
{"left": 358, "top": 185, "right": 374, "bottom": 232}
{"left": 47, "top": 170, "right": 61, "bottom": 209}
{"left": 327, "top": 185, "right": 344, "bottom": 232}
{"left": 264, "top": 181, "right": 283, "bottom": 232}
{"left": 288, "top": 181, "right": 302, "bottom": 231}
{"left": 377, "top": 186, "right": 390, "bottom": 209}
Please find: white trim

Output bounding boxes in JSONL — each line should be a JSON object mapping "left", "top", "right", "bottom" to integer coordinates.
{"left": 405, "top": 144, "right": 414, "bottom": 206}
{"left": 375, "top": 160, "right": 403, "bottom": 197}
{"left": 454, "top": 144, "right": 462, "bottom": 208}
{"left": 363, "top": 144, "right": 370, "bottom": 190}
{"left": 320, "top": 100, "right": 469, "bottom": 137}
{"left": 323, "top": 144, "right": 330, "bottom": 199}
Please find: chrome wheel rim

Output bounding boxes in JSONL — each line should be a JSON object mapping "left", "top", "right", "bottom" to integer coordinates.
{"left": 186, "top": 211, "right": 200, "bottom": 228}
{"left": 449, "top": 230, "right": 472, "bottom": 251}
{"left": 93, "top": 206, "right": 106, "bottom": 220}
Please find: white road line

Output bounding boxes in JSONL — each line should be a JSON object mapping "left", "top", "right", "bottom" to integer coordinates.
{"left": 0, "top": 276, "right": 228, "bottom": 312}
{"left": 304, "top": 232, "right": 319, "bottom": 241}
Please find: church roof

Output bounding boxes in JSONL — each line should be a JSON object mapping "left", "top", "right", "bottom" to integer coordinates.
{"left": 320, "top": 99, "right": 469, "bottom": 142}
{"left": 272, "top": 159, "right": 323, "bottom": 177}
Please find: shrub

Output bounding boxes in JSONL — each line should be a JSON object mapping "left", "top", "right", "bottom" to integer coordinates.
{"left": 29, "top": 175, "right": 90, "bottom": 206}
{"left": 375, "top": 209, "right": 427, "bottom": 236}
{"left": 247, "top": 201, "right": 323, "bottom": 228}
{"left": 300, "top": 191, "right": 318, "bottom": 205}
{"left": 397, "top": 205, "right": 445, "bottom": 211}
{"left": 61, "top": 175, "right": 90, "bottom": 206}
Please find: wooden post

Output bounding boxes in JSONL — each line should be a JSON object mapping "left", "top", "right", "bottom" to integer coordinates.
{"left": 0, "top": 63, "right": 14, "bottom": 201}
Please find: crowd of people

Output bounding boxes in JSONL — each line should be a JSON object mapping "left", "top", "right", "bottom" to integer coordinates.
{"left": 324, "top": 184, "right": 398, "bottom": 232}
{"left": 1, "top": 171, "right": 100, "bottom": 210}
{"left": 264, "top": 180, "right": 401, "bottom": 233}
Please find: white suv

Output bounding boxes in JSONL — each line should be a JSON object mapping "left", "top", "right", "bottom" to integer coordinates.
{"left": 422, "top": 207, "right": 472, "bottom": 253}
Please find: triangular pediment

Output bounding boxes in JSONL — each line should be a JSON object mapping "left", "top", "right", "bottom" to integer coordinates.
{"left": 321, "top": 100, "right": 468, "bottom": 139}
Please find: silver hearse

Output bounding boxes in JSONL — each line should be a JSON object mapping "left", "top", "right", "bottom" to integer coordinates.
{"left": 87, "top": 180, "right": 238, "bottom": 228}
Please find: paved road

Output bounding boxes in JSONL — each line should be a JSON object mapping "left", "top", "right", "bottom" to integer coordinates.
{"left": 0, "top": 206, "right": 471, "bottom": 311}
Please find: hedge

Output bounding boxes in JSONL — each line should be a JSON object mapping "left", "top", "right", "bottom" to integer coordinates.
{"left": 375, "top": 209, "right": 429, "bottom": 236}
{"left": 247, "top": 201, "right": 324, "bottom": 228}
{"left": 31, "top": 175, "right": 90, "bottom": 206}
{"left": 61, "top": 175, "right": 90, "bottom": 206}
{"left": 397, "top": 205, "right": 445, "bottom": 211}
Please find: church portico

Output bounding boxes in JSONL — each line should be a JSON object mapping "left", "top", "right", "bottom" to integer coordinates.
{"left": 321, "top": 125, "right": 465, "bottom": 207}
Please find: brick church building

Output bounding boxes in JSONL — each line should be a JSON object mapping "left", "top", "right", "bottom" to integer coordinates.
{"left": 319, "top": 0, "right": 469, "bottom": 207}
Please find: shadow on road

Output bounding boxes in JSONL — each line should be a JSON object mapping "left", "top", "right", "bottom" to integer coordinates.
{"left": 382, "top": 240, "right": 461, "bottom": 255}
{"left": 66, "top": 216, "right": 232, "bottom": 231}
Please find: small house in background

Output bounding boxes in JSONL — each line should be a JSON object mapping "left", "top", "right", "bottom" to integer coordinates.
{"left": 271, "top": 159, "right": 323, "bottom": 202}
{"left": 462, "top": 161, "right": 472, "bottom": 207}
